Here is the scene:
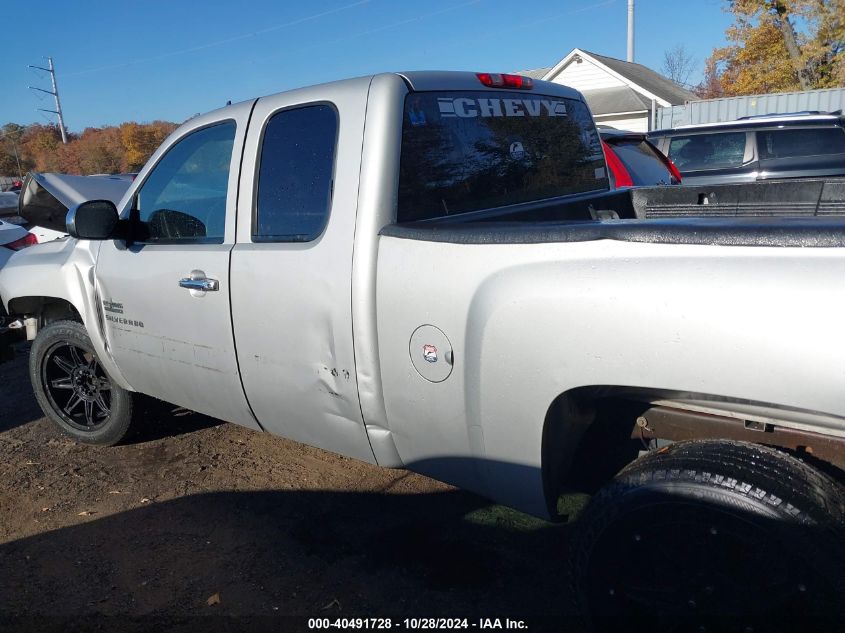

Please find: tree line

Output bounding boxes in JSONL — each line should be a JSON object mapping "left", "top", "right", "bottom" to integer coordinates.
{"left": 662, "top": 1, "right": 844, "bottom": 99}
{"left": 0, "top": 121, "right": 178, "bottom": 178}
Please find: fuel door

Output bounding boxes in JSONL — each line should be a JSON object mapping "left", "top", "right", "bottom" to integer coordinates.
{"left": 409, "top": 325, "right": 454, "bottom": 383}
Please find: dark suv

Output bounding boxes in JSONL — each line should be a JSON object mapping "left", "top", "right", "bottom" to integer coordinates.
{"left": 648, "top": 112, "right": 845, "bottom": 185}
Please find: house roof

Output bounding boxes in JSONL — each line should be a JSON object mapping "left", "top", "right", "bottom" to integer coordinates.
{"left": 518, "top": 49, "right": 696, "bottom": 109}
{"left": 580, "top": 86, "right": 651, "bottom": 116}
{"left": 581, "top": 50, "right": 695, "bottom": 105}
{"left": 519, "top": 67, "right": 552, "bottom": 79}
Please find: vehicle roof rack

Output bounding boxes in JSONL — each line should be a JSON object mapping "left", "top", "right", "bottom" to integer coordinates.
{"left": 736, "top": 110, "right": 842, "bottom": 120}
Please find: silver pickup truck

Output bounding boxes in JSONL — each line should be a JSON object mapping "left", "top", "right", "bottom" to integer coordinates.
{"left": 1, "top": 71, "right": 844, "bottom": 627}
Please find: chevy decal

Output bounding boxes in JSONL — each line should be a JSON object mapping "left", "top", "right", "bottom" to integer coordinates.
{"left": 437, "top": 97, "right": 567, "bottom": 119}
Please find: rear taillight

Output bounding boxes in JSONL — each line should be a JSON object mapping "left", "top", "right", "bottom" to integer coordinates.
{"left": 6, "top": 233, "right": 38, "bottom": 251}
{"left": 602, "top": 140, "right": 633, "bottom": 188}
{"left": 665, "top": 157, "right": 683, "bottom": 184}
{"left": 647, "top": 139, "right": 682, "bottom": 184}
{"left": 476, "top": 73, "right": 533, "bottom": 89}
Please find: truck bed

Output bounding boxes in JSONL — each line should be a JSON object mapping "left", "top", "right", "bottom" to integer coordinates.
{"left": 386, "top": 175, "right": 845, "bottom": 248}
{"left": 631, "top": 178, "right": 845, "bottom": 219}
{"left": 388, "top": 177, "right": 845, "bottom": 248}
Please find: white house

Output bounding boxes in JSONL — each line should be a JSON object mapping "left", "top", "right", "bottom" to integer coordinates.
{"left": 519, "top": 48, "right": 695, "bottom": 132}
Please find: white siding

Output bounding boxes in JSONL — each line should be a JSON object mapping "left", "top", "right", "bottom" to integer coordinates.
{"left": 550, "top": 58, "right": 624, "bottom": 91}
{"left": 594, "top": 113, "right": 649, "bottom": 132}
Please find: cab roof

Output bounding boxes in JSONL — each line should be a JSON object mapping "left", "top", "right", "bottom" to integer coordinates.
{"left": 394, "top": 71, "right": 584, "bottom": 100}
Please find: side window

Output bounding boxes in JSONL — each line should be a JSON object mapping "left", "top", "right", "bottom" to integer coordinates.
{"left": 668, "top": 132, "right": 746, "bottom": 171}
{"left": 254, "top": 104, "right": 338, "bottom": 242}
{"left": 758, "top": 127, "right": 845, "bottom": 159}
{"left": 136, "top": 121, "right": 236, "bottom": 243}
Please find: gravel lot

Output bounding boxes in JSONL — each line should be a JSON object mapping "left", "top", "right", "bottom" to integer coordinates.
{"left": 0, "top": 343, "right": 576, "bottom": 631}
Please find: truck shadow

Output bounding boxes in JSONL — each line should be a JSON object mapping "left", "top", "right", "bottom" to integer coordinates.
{"left": 1, "top": 465, "right": 840, "bottom": 633}
{"left": 128, "top": 396, "right": 223, "bottom": 442}
{"left": 0, "top": 487, "right": 576, "bottom": 631}
{"left": 0, "top": 343, "right": 43, "bottom": 432}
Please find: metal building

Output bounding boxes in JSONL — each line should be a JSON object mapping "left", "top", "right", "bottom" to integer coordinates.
{"left": 657, "top": 87, "right": 845, "bottom": 129}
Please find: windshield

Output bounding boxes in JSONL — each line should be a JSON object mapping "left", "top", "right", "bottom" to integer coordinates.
{"left": 397, "top": 91, "right": 608, "bottom": 222}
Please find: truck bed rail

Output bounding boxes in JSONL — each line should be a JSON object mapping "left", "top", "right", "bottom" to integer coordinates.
{"left": 381, "top": 216, "right": 845, "bottom": 247}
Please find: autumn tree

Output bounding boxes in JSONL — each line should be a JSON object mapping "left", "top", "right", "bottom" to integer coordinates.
{"left": 805, "top": 0, "right": 845, "bottom": 87}
{"left": 19, "top": 124, "right": 67, "bottom": 172}
{"left": 0, "top": 120, "right": 178, "bottom": 177}
{"left": 695, "top": 59, "right": 727, "bottom": 99}
{"left": 121, "top": 121, "right": 176, "bottom": 171}
{"left": 702, "top": 0, "right": 845, "bottom": 97}
{"left": 0, "top": 124, "right": 30, "bottom": 177}
{"left": 66, "top": 127, "right": 126, "bottom": 174}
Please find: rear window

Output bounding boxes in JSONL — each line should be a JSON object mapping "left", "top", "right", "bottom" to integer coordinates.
{"left": 757, "top": 127, "right": 845, "bottom": 159}
{"left": 397, "top": 91, "right": 608, "bottom": 222}
{"left": 606, "top": 139, "right": 674, "bottom": 185}
{"left": 668, "top": 132, "right": 746, "bottom": 171}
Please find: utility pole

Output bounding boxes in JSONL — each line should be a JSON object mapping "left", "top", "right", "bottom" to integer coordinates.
{"left": 28, "top": 57, "right": 68, "bottom": 144}
{"left": 627, "top": 0, "right": 635, "bottom": 63}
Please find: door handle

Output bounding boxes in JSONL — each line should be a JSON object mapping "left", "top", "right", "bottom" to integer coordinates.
{"left": 179, "top": 270, "right": 219, "bottom": 292}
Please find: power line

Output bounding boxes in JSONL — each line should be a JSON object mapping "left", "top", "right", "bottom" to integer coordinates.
{"left": 64, "top": 0, "right": 373, "bottom": 78}
{"left": 28, "top": 57, "right": 68, "bottom": 144}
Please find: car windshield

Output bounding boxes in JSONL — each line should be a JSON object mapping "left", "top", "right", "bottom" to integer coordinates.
{"left": 397, "top": 91, "right": 608, "bottom": 222}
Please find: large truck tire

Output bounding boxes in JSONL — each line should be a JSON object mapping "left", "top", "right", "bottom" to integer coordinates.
{"left": 571, "top": 439, "right": 845, "bottom": 632}
{"left": 30, "top": 320, "right": 134, "bottom": 446}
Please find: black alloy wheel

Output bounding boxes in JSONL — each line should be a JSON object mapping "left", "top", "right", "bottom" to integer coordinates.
{"left": 41, "top": 340, "right": 112, "bottom": 430}
{"left": 30, "top": 320, "right": 135, "bottom": 445}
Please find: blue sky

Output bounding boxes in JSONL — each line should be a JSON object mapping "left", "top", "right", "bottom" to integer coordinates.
{"left": 2, "top": 0, "right": 732, "bottom": 131}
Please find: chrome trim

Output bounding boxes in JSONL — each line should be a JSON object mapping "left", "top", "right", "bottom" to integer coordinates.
{"left": 178, "top": 277, "right": 219, "bottom": 292}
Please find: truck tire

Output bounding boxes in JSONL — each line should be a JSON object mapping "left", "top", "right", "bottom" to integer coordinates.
{"left": 571, "top": 439, "right": 845, "bottom": 631}
{"left": 30, "top": 320, "right": 134, "bottom": 446}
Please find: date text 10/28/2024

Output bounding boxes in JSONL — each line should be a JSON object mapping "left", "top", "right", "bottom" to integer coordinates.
{"left": 308, "top": 618, "right": 528, "bottom": 630}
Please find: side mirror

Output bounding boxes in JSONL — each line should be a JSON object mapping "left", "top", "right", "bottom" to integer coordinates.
{"left": 66, "top": 200, "right": 119, "bottom": 240}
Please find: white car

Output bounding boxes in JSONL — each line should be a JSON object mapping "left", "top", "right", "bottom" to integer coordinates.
{"left": 27, "top": 224, "right": 69, "bottom": 244}
{"left": 0, "top": 218, "right": 37, "bottom": 267}
{"left": 0, "top": 218, "right": 37, "bottom": 352}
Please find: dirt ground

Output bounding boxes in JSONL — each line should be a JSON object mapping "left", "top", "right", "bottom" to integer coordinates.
{"left": 0, "top": 343, "right": 576, "bottom": 632}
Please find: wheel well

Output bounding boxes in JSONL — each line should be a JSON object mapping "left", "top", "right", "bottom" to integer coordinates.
{"left": 542, "top": 387, "right": 845, "bottom": 519}
{"left": 7, "top": 296, "right": 82, "bottom": 326}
